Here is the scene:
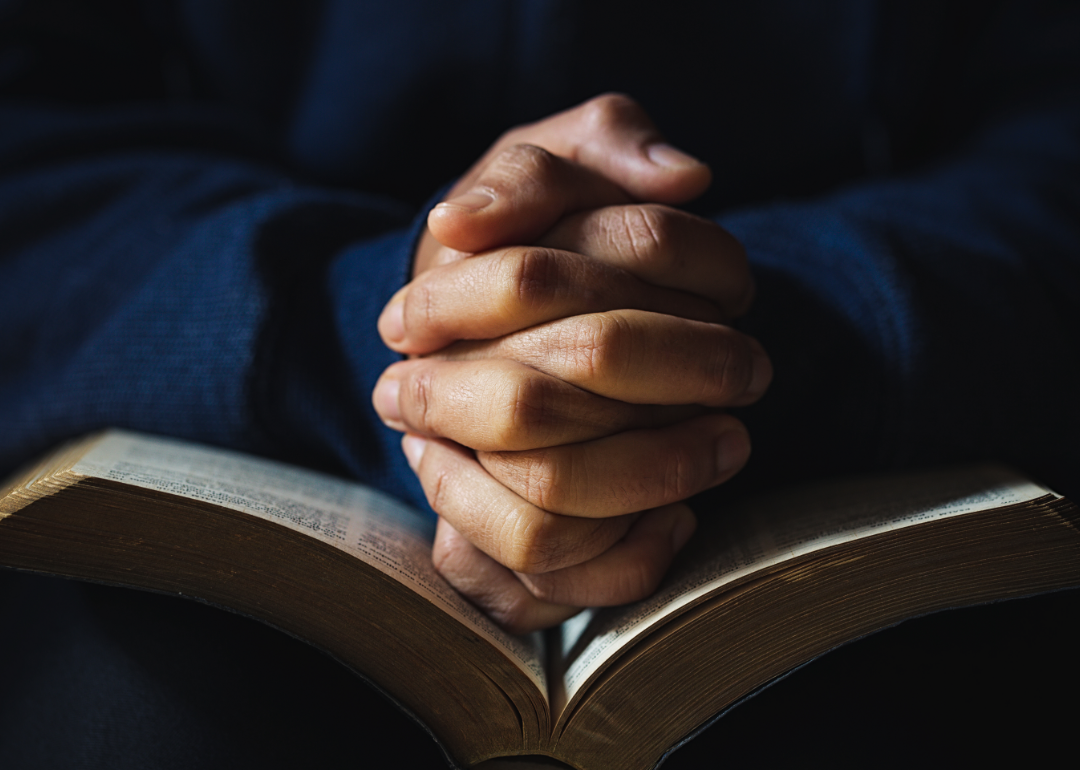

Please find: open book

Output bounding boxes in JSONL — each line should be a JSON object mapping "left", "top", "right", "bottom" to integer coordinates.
{"left": 2, "top": 430, "right": 1079, "bottom": 770}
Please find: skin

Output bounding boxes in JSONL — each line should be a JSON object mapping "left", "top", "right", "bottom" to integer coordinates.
{"left": 373, "top": 95, "right": 772, "bottom": 634}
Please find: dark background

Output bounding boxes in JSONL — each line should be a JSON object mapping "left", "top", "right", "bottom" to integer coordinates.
{"left": 2, "top": 569, "right": 1076, "bottom": 768}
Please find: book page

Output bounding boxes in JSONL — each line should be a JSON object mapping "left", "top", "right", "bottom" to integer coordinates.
{"left": 70, "top": 431, "right": 545, "bottom": 691}
{"left": 560, "top": 466, "right": 1051, "bottom": 701}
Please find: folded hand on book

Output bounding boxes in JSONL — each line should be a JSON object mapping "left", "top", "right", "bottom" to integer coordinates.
{"left": 374, "top": 95, "right": 772, "bottom": 632}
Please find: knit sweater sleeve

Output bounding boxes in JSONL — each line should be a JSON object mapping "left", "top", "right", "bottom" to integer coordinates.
{"left": 725, "top": 94, "right": 1080, "bottom": 498}
{"left": 0, "top": 102, "right": 427, "bottom": 508}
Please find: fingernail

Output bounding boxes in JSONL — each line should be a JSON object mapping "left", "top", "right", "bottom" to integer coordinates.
{"left": 670, "top": 509, "right": 696, "bottom": 553}
{"left": 402, "top": 434, "right": 428, "bottom": 471}
{"left": 373, "top": 377, "right": 402, "bottom": 423}
{"left": 437, "top": 189, "right": 495, "bottom": 212}
{"left": 747, "top": 337, "right": 772, "bottom": 398}
{"left": 715, "top": 428, "right": 750, "bottom": 477}
{"left": 379, "top": 292, "right": 405, "bottom": 344}
{"left": 647, "top": 142, "right": 703, "bottom": 168}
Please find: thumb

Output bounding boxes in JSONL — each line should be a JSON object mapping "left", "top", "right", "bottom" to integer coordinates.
{"left": 526, "top": 93, "right": 711, "bottom": 205}
{"left": 427, "top": 94, "right": 710, "bottom": 256}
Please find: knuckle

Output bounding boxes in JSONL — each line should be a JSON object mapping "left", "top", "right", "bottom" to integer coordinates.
{"left": 505, "top": 512, "right": 559, "bottom": 574}
{"left": 562, "top": 313, "right": 628, "bottom": 382}
{"left": 499, "top": 247, "right": 565, "bottom": 315}
{"left": 502, "top": 509, "right": 582, "bottom": 574}
{"left": 487, "top": 375, "right": 546, "bottom": 448}
{"left": 579, "top": 93, "right": 644, "bottom": 133}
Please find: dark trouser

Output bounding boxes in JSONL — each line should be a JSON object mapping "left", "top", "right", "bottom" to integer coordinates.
{"left": 1, "top": 570, "right": 1076, "bottom": 769}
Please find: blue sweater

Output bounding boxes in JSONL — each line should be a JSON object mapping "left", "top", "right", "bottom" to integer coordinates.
{"left": 2, "top": 0, "right": 1078, "bottom": 509}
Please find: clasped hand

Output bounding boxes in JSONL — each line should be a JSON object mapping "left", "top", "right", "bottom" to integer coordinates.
{"left": 373, "top": 96, "right": 771, "bottom": 633}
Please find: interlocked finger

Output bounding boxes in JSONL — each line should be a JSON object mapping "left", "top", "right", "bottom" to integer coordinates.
{"left": 477, "top": 413, "right": 749, "bottom": 517}
{"left": 432, "top": 503, "right": 696, "bottom": 634}
{"left": 432, "top": 518, "right": 580, "bottom": 634}
{"left": 420, "top": 94, "right": 712, "bottom": 272}
{"left": 513, "top": 503, "right": 696, "bottom": 608}
{"left": 537, "top": 204, "right": 753, "bottom": 319}
{"left": 404, "top": 436, "right": 636, "bottom": 574}
{"left": 438, "top": 309, "right": 772, "bottom": 408}
{"left": 379, "top": 245, "right": 722, "bottom": 355}
{"left": 373, "top": 357, "right": 700, "bottom": 451}
{"left": 426, "top": 143, "right": 632, "bottom": 258}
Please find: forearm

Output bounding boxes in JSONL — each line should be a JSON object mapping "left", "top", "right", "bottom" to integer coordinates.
{"left": 727, "top": 98, "right": 1080, "bottom": 495}
{"left": 0, "top": 103, "right": 425, "bottom": 506}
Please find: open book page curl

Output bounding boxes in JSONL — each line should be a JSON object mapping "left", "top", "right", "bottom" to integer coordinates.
{"left": 559, "top": 466, "right": 1049, "bottom": 699}
{"left": 71, "top": 430, "right": 546, "bottom": 690}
